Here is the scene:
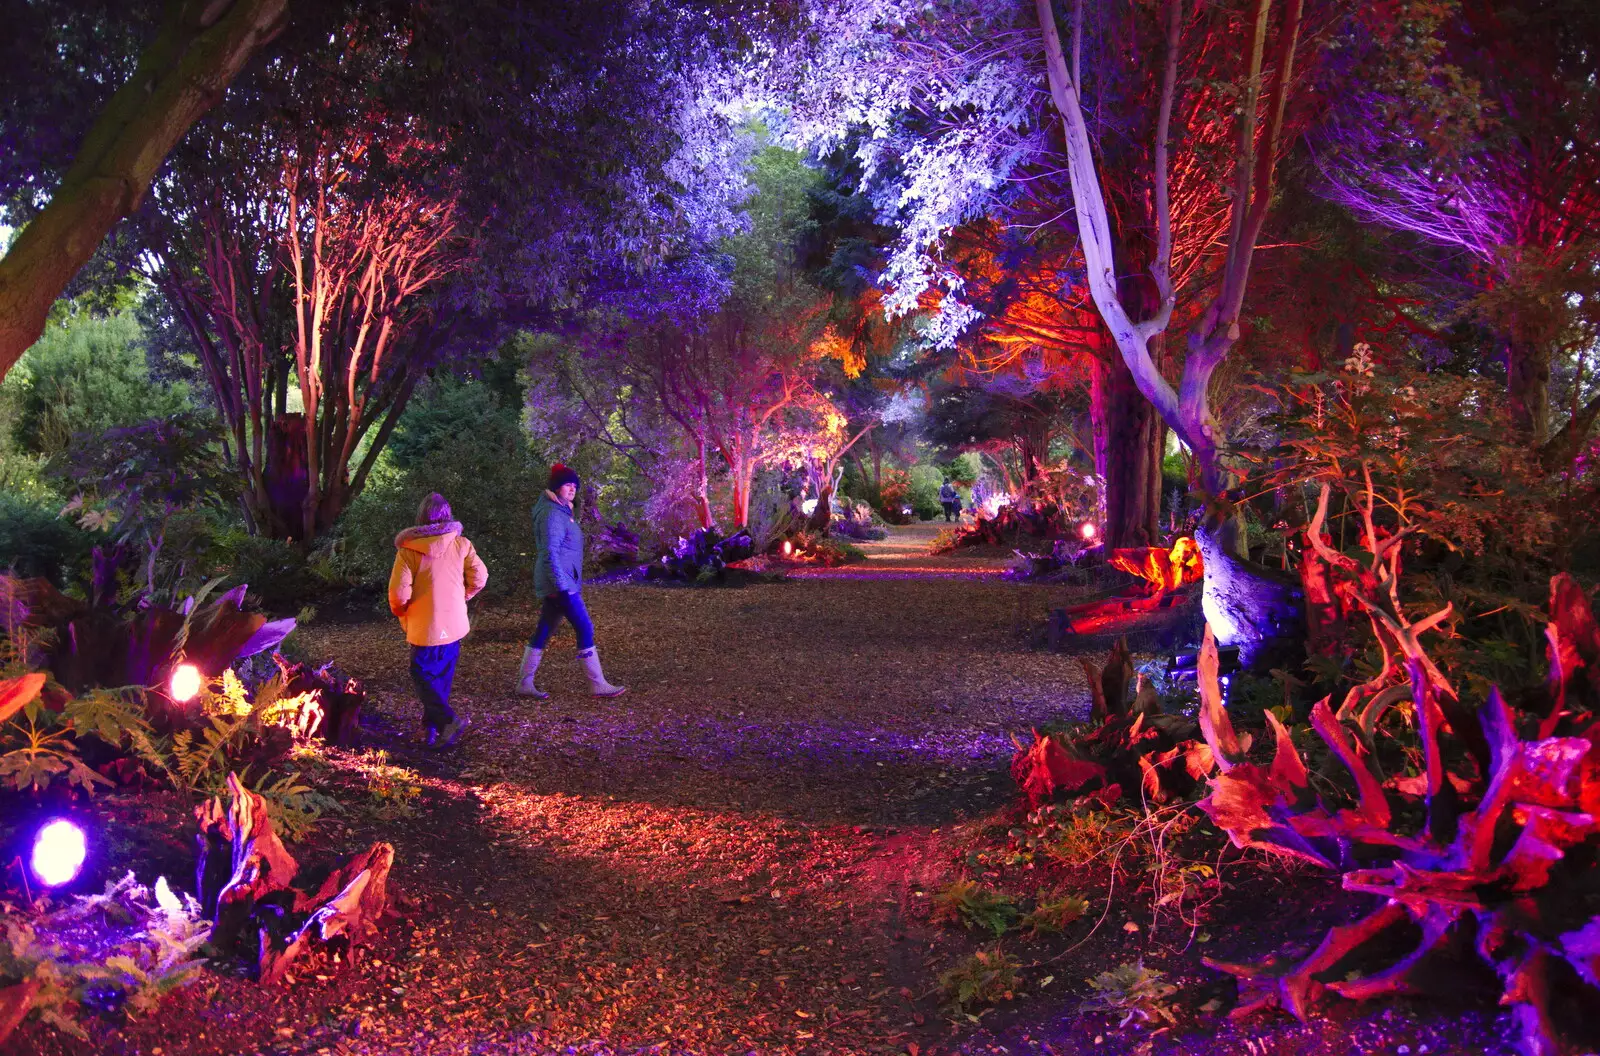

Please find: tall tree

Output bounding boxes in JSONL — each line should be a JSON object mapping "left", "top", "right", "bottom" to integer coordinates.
{"left": 778, "top": 0, "right": 1332, "bottom": 649}
{"left": 777, "top": 0, "right": 1314, "bottom": 555}
{"left": 146, "top": 92, "right": 464, "bottom": 539}
{"left": 0, "top": 0, "right": 287, "bottom": 382}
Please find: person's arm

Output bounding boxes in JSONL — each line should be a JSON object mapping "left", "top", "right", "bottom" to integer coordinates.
{"left": 533, "top": 507, "right": 559, "bottom": 589}
{"left": 388, "top": 551, "right": 414, "bottom": 618}
{"left": 463, "top": 540, "right": 488, "bottom": 600}
{"left": 552, "top": 515, "right": 583, "bottom": 594}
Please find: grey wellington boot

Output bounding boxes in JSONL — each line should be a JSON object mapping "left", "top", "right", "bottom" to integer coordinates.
{"left": 515, "top": 646, "right": 549, "bottom": 699}
{"left": 577, "top": 647, "right": 627, "bottom": 698}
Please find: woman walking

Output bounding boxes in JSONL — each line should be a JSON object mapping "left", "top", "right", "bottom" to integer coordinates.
{"left": 389, "top": 493, "right": 488, "bottom": 748}
{"left": 516, "top": 464, "right": 627, "bottom": 698}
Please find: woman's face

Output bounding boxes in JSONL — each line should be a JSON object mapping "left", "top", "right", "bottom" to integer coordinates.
{"left": 558, "top": 482, "right": 578, "bottom": 504}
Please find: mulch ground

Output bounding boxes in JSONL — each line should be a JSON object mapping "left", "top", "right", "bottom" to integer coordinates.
{"left": 16, "top": 526, "right": 1526, "bottom": 1056}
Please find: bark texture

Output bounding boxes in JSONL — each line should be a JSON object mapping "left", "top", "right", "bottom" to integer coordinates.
{"left": 1507, "top": 335, "right": 1552, "bottom": 447}
{"left": 1093, "top": 351, "right": 1164, "bottom": 549}
{"left": 0, "top": 0, "right": 287, "bottom": 382}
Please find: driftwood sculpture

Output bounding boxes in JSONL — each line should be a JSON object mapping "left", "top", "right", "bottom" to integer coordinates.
{"left": 259, "top": 842, "right": 394, "bottom": 984}
{"left": 1191, "top": 570, "right": 1600, "bottom": 1056}
{"left": 195, "top": 773, "right": 301, "bottom": 945}
{"left": 0, "top": 981, "right": 37, "bottom": 1047}
{"left": 273, "top": 656, "right": 367, "bottom": 746}
{"left": 1108, "top": 537, "right": 1204, "bottom": 595}
{"left": 1012, "top": 639, "right": 1213, "bottom": 808}
{"left": 195, "top": 773, "right": 395, "bottom": 983}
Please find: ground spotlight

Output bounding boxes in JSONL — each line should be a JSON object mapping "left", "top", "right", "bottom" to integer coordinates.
{"left": 31, "top": 818, "right": 87, "bottom": 888}
{"left": 781, "top": 540, "right": 794, "bottom": 557}
{"left": 1080, "top": 522, "right": 1098, "bottom": 541}
{"left": 169, "top": 663, "right": 204, "bottom": 703}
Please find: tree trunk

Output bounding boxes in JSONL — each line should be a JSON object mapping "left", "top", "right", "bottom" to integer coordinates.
{"left": 692, "top": 436, "right": 716, "bottom": 530}
{"left": 1194, "top": 521, "right": 1303, "bottom": 668}
{"left": 731, "top": 458, "right": 753, "bottom": 529}
{"left": 808, "top": 487, "right": 832, "bottom": 532}
{"left": 1092, "top": 352, "right": 1162, "bottom": 549}
{"left": 0, "top": 0, "right": 287, "bottom": 382}
{"left": 1506, "top": 335, "right": 1551, "bottom": 447}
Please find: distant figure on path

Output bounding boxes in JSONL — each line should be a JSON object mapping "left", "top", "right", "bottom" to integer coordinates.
{"left": 388, "top": 493, "right": 488, "bottom": 749}
{"left": 516, "top": 463, "right": 627, "bottom": 699}
{"left": 939, "top": 479, "right": 959, "bottom": 522}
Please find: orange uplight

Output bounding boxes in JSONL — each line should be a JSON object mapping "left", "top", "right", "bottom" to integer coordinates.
{"left": 169, "top": 663, "right": 204, "bottom": 702}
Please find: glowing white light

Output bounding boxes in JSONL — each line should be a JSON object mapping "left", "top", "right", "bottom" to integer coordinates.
{"left": 31, "top": 819, "right": 87, "bottom": 887}
{"left": 900, "top": 506, "right": 913, "bottom": 516}
{"left": 982, "top": 496, "right": 1009, "bottom": 518}
{"left": 1081, "top": 522, "right": 1098, "bottom": 541}
{"left": 781, "top": 540, "right": 794, "bottom": 556}
{"left": 169, "top": 663, "right": 204, "bottom": 702}
{"left": 800, "top": 499, "right": 818, "bottom": 516}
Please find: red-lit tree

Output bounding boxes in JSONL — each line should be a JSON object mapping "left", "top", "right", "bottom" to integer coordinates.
{"left": 147, "top": 113, "right": 464, "bottom": 541}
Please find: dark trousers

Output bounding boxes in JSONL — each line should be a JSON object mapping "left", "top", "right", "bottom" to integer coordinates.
{"left": 410, "top": 641, "right": 461, "bottom": 730}
{"left": 942, "top": 501, "right": 956, "bottom": 522}
{"left": 528, "top": 591, "right": 596, "bottom": 651}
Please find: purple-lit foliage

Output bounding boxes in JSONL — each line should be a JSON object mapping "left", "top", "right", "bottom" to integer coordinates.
{"left": 1315, "top": 0, "right": 1600, "bottom": 455}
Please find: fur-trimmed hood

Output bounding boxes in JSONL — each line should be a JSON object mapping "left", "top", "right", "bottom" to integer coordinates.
{"left": 395, "top": 520, "right": 464, "bottom": 552}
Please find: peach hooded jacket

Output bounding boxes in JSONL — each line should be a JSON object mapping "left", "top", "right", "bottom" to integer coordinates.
{"left": 388, "top": 521, "right": 489, "bottom": 647}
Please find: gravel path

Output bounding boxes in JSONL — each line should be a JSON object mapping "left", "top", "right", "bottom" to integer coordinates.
{"left": 29, "top": 525, "right": 1524, "bottom": 1056}
{"left": 285, "top": 524, "right": 1093, "bottom": 1055}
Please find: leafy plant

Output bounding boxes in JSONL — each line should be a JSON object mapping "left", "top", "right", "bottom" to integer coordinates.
{"left": 1080, "top": 960, "right": 1179, "bottom": 1028}
{"left": 0, "top": 712, "right": 109, "bottom": 794}
{"left": 245, "top": 769, "right": 342, "bottom": 843}
{"left": 60, "top": 687, "right": 169, "bottom": 781}
{"left": 353, "top": 749, "right": 422, "bottom": 820}
{"left": 58, "top": 412, "right": 236, "bottom": 601}
{"left": 168, "top": 668, "right": 319, "bottom": 795}
{"left": 1034, "top": 805, "right": 1134, "bottom": 867}
{"left": 788, "top": 530, "right": 864, "bottom": 567}
{"left": 0, "top": 873, "right": 210, "bottom": 1039}
{"left": 929, "top": 879, "right": 1019, "bottom": 937}
{"left": 1019, "top": 893, "right": 1089, "bottom": 935}
{"left": 938, "top": 946, "right": 1020, "bottom": 1011}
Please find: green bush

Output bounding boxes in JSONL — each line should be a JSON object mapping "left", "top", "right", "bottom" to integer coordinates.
{"left": 6, "top": 310, "right": 191, "bottom": 457}
{"left": 908, "top": 463, "right": 945, "bottom": 520}
{"left": 1161, "top": 453, "right": 1188, "bottom": 490}
{"left": 386, "top": 376, "right": 511, "bottom": 468}
{"left": 210, "top": 531, "right": 348, "bottom": 610}
{"left": 338, "top": 407, "right": 544, "bottom": 596}
{"left": 945, "top": 452, "right": 982, "bottom": 486}
{"left": 0, "top": 492, "right": 93, "bottom": 585}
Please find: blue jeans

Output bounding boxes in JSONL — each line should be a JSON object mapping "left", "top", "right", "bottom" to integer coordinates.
{"left": 528, "top": 591, "right": 595, "bottom": 651}
{"left": 410, "top": 641, "right": 460, "bottom": 730}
